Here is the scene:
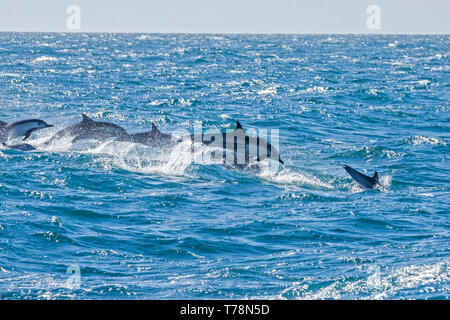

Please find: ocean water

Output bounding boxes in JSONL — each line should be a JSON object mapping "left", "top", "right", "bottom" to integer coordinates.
{"left": 0, "top": 33, "right": 448, "bottom": 299}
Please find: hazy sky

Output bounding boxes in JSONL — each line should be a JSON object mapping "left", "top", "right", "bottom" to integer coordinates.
{"left": 0, "top": 0, "right": 448, "bottom": 33}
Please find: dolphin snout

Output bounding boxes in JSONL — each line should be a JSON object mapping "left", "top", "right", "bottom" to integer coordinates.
{"left": 45, "top": 124, "right": 54, "bottom": 128}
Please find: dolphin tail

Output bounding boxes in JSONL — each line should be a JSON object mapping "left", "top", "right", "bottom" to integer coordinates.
{"left": 343, "top": 165, "right": 379, "bottom": 189}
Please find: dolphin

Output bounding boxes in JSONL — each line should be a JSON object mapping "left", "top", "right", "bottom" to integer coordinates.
{"left": 188, "top": 121, "right": 284, "bottom": 165}
{"left": 43, "top": 114, "right": 131, "bottom": 146}
{"left": 343, "top": 165, "right": 379, "bottom": 189}
{"left": 2, "top": 142, "right": 37, "bottom": 151}
{"left": 118, "top": 123, "right": 180, "bottom": 148}
{"left": 0, "top": 119, "right": 53, "bottom": 143}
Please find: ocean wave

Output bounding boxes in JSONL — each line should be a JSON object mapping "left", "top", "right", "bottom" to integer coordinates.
{"left": 337, "top": 146, "right": 406, "bottom": 160}
{"left": 278, "top": 262, "right": 449, "bottom": 299}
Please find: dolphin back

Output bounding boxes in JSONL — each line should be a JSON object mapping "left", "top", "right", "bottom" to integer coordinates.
{"left": 126, "top": 123, "right": 177, "bottom": 147}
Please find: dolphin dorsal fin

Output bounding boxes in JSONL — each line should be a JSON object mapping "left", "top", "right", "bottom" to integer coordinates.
{"left": 151, "top": 123, "right": 160, "bottom": 133}
{"left": 81, "top": 114, "right": 94, "bottom": 123}
{"left": 373, "top": 171, "right": 379, "bottom": 181}
{"left": 236, "top": 121, "right": 244, "bottom": 131}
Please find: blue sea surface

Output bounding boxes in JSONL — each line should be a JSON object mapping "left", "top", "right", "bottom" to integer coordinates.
{"left": 0, "top": 33, "right": 449, "bottom": 299}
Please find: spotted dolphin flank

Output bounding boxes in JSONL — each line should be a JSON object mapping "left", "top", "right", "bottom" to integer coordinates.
{"left": 343, "top": 165, "right": 380, "bottom": 189}
{"left": 43, "top": 114, "right": 131, "bottom": 146}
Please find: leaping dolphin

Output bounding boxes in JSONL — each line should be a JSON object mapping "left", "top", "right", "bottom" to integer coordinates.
{"left": 343, "top": 165, "right": 379, "bottom": 189}
{"left": 0, "top": 119, "right": 53, "bottom": 142}
{"left": 188, "top": 121, "right": 284, "bottom": 165}
{"left": 0, "top": 119, "right": 53, "bottom": 151}
{"left": 43, "top": 114, "right": 131, "bottom": 146}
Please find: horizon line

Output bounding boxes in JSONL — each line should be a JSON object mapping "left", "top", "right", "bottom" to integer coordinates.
{"left": 0, "top": 31, "right": 449, "bottom": 36}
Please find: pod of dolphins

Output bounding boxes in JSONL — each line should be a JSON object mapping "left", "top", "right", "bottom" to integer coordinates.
{"left": 0, "top": 114, "right": 380, "bottom": 189}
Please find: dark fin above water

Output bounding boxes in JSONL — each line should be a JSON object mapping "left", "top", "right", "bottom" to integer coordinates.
{"left": 151, "top": 123, "right": 160, "bottom": 133}
{"left": 343, "top": 165, "right": 379, "bottom": 189}
{"left": 81, "top": 114, "right": 94, "bottom": 123}
{"left": 236, "top": 121, "right": 244, "bottom": 131}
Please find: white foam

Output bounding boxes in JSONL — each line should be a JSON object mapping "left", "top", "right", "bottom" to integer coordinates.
{"left": 409, "top": 135, "right": 446, "bottom": 146}
{"left": 306, "top": 86, "right": 327, "bottom": 93}
{"left": 378, "top": 175, "right": 392, "bottom": 191}
{"left": 417, "top": 79, "right": 430, "bottom": 86}
{"left": 258, "top": 167, "right": 333, "bottom": 189}
{"left": 36, "top": 135, "right": 73, "bottom": 153}
{"left": 0, "top": 72, "right": 21, "bottom": 78}
{"left": 279, "top": 261, "right": 449, "bottom": 300}
{"left": 257, "top": 86, "right": 277, "bottom": 95}
{"left": 85, "top": 140, "right": 195, "bottom": 176}
{"left": 219, "top": 114, "right": 232, "bottom": 120}
{"left": 33, "top": 56, "right": 58, "bottom": 63}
